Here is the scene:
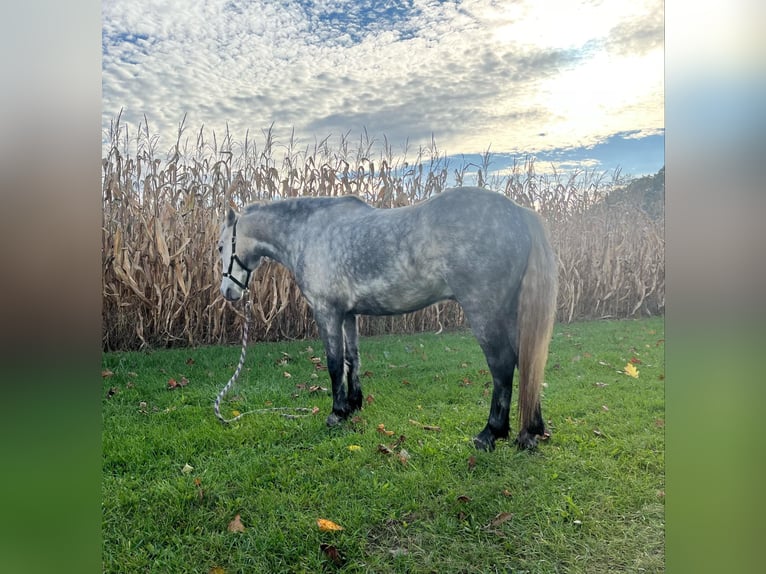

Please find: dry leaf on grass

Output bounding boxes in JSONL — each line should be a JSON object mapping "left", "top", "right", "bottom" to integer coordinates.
{"left": 320, "top": 543, "right": 344, "bottom": 566}
{"left": 623, "top": 363, "right": 639, "bottom": 378}
{"left": 489, "top": 512, "right": 514, "bottom": 527}
{"left": 167, "top": 376, "right": 189, "bottom": 389}
{"left": 317, "top": 518, "right": 344, "bottom": 531}
{"left": 227, "top": 514, "right": 245, "bottom": 533}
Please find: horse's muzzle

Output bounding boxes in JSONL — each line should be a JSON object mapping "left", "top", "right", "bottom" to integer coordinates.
{"left": 221, "top": 280, "right": 245, "bottom": 302}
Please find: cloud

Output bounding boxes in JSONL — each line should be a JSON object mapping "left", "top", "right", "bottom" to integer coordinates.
{"left": 102, "top": 0, "right": 664, "bottom": 161}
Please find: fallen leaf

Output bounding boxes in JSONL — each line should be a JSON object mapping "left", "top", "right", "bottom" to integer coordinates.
{"left": 362, "top": 370, "right": 374, "bottom": 377}
{"left": 593, "top": 429, "right": 604, "bottom": 438}
{"left": 602, "top": 405, "right": 609, "bottom": 411}
{"left": 623, "top": 363, "right": 639, "bottom": 378}
{"left": 489, "top": 512, "right": 514, "bottom": 527}
{"left": 231, "top": 410, "right": 241, "bottom": 417}
{"left": 106, "top": 387, "right": 119, "bottom": 398}
{"left": 283, "top": 371, "right": 292, "bottom": 379}
{"left": 185, "top": 357, "right": 195, "bottom": 365}
{"left": 457, "top": 495, "right": 472, "bottom": 503}
{"left": 467, "top": 455, "right": 476, "bottom": 470}
{"left": 377, "top": 423, "right": 395, "bottom": 436}
{"left": 629, "top": 356, "right": 642, "bottom": 364}
{"left": 209, "top": 567, "right": 225, "bottom": 574}
{"left": 401, "top": 379, "right": 411, "bottom": 385}
{"left": 228, "top": 513, "right": 245, "bottom": 533}
{"left": 398, "top": 449, "right": 410, "bottom": 465}
{"left": 102, "top": 369, "right": 114, "bottom": 378}
{"left": 655, "top": 418, "right": 665, "bottom": 427}
{"left": 365, "top": 394, "right": 375, "bottom": 405}
{"left": 317, "top": 518, "right": 344, "bottom": 531}
{"left": 594, "top": 382, "right": 608, "bottom": 388}
{"left": 502, "top": 489, "right": 513, "bottom": 497}
{"left": 178, "top": 376, "right": 189, "bottom": 387}
{"left": 377, "top": 444, "right": 393, "bottom": 455}
{"left": 347, "top": 445, "right": 362, "bottom": 452}
{"left": 320, "top": 543, "right": 344, "bottom": 566}
{"left": 309, "top": 385, "right": 327, "bottom": 393}
{"left": 422, "top": 425, "right": 441, "bottom": 432}
{"left": 181, "top": 463, "right": 194, "bottom": 474}
{"left": 312, "top": 406, "right": 320, "bottom": 415}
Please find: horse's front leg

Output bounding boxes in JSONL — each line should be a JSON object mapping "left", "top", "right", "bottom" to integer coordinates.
{"left": 316, "top": 309, "right": 350, "bottom": 427}
{"left": 343, "top": 315, "right": 363, "bottom": 412}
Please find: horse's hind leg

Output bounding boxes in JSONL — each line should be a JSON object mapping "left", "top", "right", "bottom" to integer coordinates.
{"left": 343, "top": 315, "right": 363, "bottom": 412}
{"left": 469, "top": 316, "right": 518, "bottom": 452}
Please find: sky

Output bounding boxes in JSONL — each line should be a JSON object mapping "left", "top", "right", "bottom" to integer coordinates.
{"left": 102, "top": 0, "right": 665, "bottom": 179}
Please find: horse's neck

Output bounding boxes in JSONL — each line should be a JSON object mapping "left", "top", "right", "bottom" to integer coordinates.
{"left": 242, "top": 205, "right": 302, "bottom": 269}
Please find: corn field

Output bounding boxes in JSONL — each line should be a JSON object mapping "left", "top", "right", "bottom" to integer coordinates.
{"left": 102, "top": 115, "right": 664, "bottom": 350}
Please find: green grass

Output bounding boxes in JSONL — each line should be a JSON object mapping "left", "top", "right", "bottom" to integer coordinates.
{"left": 103, "top": 317, "right": 664, "bottom": 573}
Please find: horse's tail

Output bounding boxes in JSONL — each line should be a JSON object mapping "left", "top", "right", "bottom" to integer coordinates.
{"left": 516, "top": 207, "right": 558, "bottom": 441}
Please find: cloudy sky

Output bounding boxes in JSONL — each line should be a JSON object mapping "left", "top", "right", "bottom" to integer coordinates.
{"left": 102, "top": 0, "right": 664, "bottom": 177}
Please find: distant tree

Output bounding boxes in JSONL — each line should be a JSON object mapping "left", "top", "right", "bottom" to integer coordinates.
{"left": 605, "top": 166, "right": 664, "bottom": 219}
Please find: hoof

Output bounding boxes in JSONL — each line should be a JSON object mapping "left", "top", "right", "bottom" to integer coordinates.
{"left": 515, "top": 429, "right": 540, "bottom": 450}
{"left": 473, "top": 433, "right": 495, "bottom": 452}
{"left": 326, "top": 412, "right": 344, "bottom": 427}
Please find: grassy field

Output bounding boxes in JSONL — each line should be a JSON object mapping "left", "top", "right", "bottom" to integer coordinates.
{"left": 102, "top": 317, "right": 664, "bottom": 573}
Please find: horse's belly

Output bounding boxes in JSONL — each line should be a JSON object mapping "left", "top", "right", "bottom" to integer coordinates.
{"left": 349, "top": 277, "right": 453, "bottom": 316}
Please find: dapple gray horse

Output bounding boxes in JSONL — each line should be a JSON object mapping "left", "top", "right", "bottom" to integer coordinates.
{"left": 218, "top": 187, "right": 557, "bottom": 450}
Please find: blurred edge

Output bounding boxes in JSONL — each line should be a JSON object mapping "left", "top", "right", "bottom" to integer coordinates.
{"left": 0, "top": 2, "right": 102, "bottom": 573}
{"left": 0, "top": 1, "right": 764, "bottom": 572}
{"left": 666, "top": 1, "right": 766, "bottom": 573}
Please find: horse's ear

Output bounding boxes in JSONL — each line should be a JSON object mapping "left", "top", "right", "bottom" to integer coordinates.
{"left": 226, "top": 205, "right": 237, "bottom": 226}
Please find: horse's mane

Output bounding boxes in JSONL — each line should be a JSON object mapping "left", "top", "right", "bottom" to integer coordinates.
{"left": 243, "top": 195, "right": 370, "bottom": 216}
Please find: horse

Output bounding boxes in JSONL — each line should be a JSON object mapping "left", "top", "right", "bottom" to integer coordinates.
{"left": 218, "top": 186, "right": 558, "bottom": 450}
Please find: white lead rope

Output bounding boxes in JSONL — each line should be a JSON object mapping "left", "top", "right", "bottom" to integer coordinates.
{"left": 213, "top": 296, "right": 314, "bottom": 424}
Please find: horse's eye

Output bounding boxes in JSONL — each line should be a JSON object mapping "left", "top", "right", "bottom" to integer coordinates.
{"left": 217, "top": 245, "right": 223, "bottom": 253}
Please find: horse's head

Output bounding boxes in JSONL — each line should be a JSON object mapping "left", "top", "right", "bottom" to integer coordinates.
{"left": 218, "top": 207, "right": 260, "bottom": 301}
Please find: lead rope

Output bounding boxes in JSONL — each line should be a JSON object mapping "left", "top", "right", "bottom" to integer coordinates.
{"left": 214, "top": 295, "right": 314, "bottom": 424}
